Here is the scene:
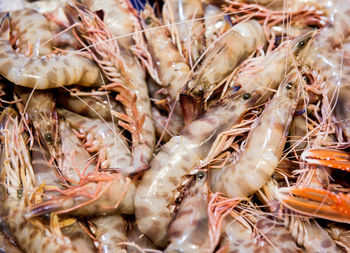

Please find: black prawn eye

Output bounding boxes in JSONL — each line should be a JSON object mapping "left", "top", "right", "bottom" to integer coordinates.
{"left": 44, "top": 133, "right": 53, "bottom": 145}
{"left": 195, "top": 171, "right": 205, "bottom": 180}
{"left": 298, "top": 40, "right": 305, "bottom": 48}
{"left": 17, "top": 189, "right": 23, "bottom": 199}
{"left": 286, "top": 82, "right": 293, "bottom": 90}
{"left": 242, "top": 93, "right": 251, "bottom": 100}
{"left": 78, "top": 15, "right": 82, "bottom": 22}
{"left": 145, "top": 17, "right": 152, "bottom": 25}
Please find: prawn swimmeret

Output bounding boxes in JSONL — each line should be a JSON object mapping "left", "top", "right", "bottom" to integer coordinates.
{"left": 1, "top": 0, "right": 350, "bottom": 252}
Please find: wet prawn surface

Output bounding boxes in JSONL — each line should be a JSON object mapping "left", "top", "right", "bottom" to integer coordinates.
{"left": 0, "top": 0, "right": 350, "bottom": 252}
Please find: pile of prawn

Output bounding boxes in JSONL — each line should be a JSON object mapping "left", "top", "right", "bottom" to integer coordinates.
{"left": 0, "top": 0, "right": 350, "bottom": 252}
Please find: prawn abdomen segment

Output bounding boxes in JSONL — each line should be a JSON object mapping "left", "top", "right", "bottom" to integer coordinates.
{"left": 9, "top": 8, "right": 53, "bottom": 56}
{"left": 220, "top": 152, "right": 280, "bottom": 197}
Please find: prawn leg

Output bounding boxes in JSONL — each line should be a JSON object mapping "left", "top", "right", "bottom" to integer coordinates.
{"left": 59, "top": 108, "right": 133, "bottom": 175}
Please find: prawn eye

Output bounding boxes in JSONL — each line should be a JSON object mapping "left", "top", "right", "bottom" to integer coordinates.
{"left": 43, "top": 213, "right": 51, "bottom": 220}
{"left": 78, "top": 15, "right": 82, "bottom": 22}
{"left": 298, "top": 40, "right": 305, "bottom": 48}
{"left": 195, "top": 171, "right": 205, "bottom": 180}
{"left": 44, "top": 133, "right": 53, "bottom": 145}
{"left": 286, "top": 82, "right": 293, "bottom": 90}
{"left": 242, "top": 93, "right": 251, "bottom": 100}
{"left": 17, "top": 189, "right": 23, "bottom": 199}
{"left": 145, "top": 17, "right": 152, "bottom": 25}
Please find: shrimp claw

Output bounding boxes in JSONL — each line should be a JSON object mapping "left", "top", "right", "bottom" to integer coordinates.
{"left": 301, "top": 149, "right": 350, "bottom": 172}
{"left": 279, "top": 187, "right": 350, "bottom": 224}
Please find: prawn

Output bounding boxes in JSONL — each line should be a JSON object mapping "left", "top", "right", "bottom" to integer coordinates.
{"left": 134, "top": 32, "right": 314, "bottom": 246}
{"left": 213, "top": 69, "right": 300, "bottom": 198}
{"left": 26, "top": 171, "right": 136, "bottom": 217}
{"left": 30, "top": 140, "right": 97, "bottom": 251}
{"left": 259, "top": 178, "right": 341, "bottom": 252}
{"left": 56, "top": 119, "right": 95, "bottom": 184}
{"left": 300, "top": 0, "right": 350, "bottom": 140}
{"left": 217, "top": 205, "right": 300, "bottom": 252}
{"left": 0, "top": 13, "right": 103, "bottom": 89}
{"left": 134, "top": 5, "right": 190, "bottom": 134}
{"left": 26, "top": 117, "right": 136, "bottom": 216}
{"left": 277, "top": 0, "right": 350, "bottom": 224}
{"left": 136, "top": 5, "right": 191, "bottom": 102}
